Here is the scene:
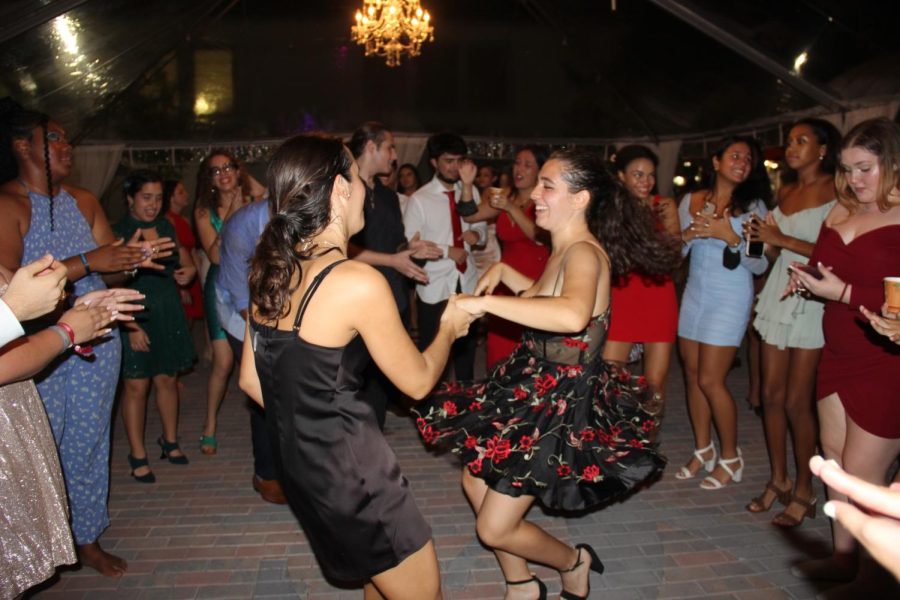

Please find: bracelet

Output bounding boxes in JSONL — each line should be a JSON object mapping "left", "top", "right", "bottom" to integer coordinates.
{"left": 839, "top": 282, "right": 849, "bottom": 304}
{"left": 56, "top": 321, "right": 94, "bottom": 357}
{"left": 79, "top": 252, "right": 92, "bottom": 274}
{"left": 49, "top": 325, "right": 72, "bottom": 354}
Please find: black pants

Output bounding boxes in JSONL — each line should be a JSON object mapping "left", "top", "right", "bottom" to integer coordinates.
{"left": 416, "top": 296, "right": 477, "bottom": 381}
{"left": 226, "top": 333, "right": 280, "bottom": 480}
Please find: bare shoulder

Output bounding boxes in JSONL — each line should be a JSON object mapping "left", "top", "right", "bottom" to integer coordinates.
{"left": 565, "top": 240, "right": 606, "bottom": 272}
{"left": 333, "top": 259, "right": 390, "bottom": 295}
{"left": 63, "top": 183, "right": 100, "bottom": 208}
{"left": 0, "top": 182, "right": 30, "bottom": 229}
{"left": 824, "top": 200, "right": 850, "bottom": 226}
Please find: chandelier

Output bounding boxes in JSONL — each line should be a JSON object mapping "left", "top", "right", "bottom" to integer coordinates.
{"left": 351, "top": 0, "right": 434, "bottom": 67}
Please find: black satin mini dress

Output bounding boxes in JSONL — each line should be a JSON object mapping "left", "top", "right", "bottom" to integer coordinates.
{"left": 250, "top": 259, "right": 431, "bottom": 581}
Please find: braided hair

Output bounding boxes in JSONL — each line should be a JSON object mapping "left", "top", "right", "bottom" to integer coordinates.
{"left": 0, "top": 98, "right": 56, "bottom": 230}
{"left": 248, "top": 134, "right": 352, "bottom": 322}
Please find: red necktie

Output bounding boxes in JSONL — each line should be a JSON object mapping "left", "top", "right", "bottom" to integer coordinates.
{"left": 445, "top": 190, "right": 467, "bottom": 273}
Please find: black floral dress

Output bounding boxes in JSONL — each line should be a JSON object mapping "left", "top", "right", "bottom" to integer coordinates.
{"left": 413, "top": 309, "right": 665, "bottom": 511}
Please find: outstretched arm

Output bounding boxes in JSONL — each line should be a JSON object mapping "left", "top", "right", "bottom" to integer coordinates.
{"left": 463, "top": 242, "right": 604, "bottom": 333}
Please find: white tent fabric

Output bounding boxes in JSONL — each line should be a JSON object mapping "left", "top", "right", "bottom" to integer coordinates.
{"left": 69, "top": 143, "right": 125, "bottom": 199}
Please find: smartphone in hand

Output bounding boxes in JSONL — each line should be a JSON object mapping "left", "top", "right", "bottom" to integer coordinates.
{"left": 792, "top": 263, "right": 824, "bottom": 280}
{"left": 744, "top": 215, "right": 764, "bottom": 258}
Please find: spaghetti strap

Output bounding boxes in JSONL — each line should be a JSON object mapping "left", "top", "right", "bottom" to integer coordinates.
{"left": 292, "top": 259, "right": 349, "bottom": 331}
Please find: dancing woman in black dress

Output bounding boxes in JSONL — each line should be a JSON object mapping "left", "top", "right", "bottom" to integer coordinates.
{"left": 414, "top": 149, "right": 681, "bottom": 599}
{"left": 238, "top": 134, "right": 474, "bottom": 600}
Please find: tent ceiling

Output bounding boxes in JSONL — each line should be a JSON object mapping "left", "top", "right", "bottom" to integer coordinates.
{"left": 1, "top": 0, "right": 897, "bottom": 142}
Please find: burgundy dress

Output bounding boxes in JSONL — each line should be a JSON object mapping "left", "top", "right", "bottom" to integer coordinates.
{"left": 486, "top": 205, "right": 549, "bottom": 368}
{"left": 810, "top": 224, "right": 900, "bottom": 438}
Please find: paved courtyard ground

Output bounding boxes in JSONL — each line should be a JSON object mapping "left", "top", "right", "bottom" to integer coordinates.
{"left": 30, "top": 342, "right": 899, "bottom": 599}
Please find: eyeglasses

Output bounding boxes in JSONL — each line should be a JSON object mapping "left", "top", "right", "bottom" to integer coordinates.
{"left": 45, "top": 131, "right": 66, "bottom": 143}
{"left": 210, "top": 163, "right": 237, "bottom": 177}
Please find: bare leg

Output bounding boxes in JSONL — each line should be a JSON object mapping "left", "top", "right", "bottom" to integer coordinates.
{"left": 602, "top": 340, "right": 631, "bottom": 367}
{"left": 121, "top": 377, "right": 151, "bottom": 477}
{"left": 476, "top": 488, "right": 596, "bottom": 597}
{"left": 642, "top": 341, "right": 673, "bottom": 400}
{"left": 368, "top": 540, "right": 442, "bottom": 600}
{"left": 750, "top": 342, "right": 791, "bottom": 508}
{"left": 462, "top": 471, "right": 536, "bottom": 599}
{"left": 696, "top": 343, "right": 740, "bottom": 485}
{"left": 775, "top": 346, "right": 821, "bottom": 523}
{"left": 793, "top": 393, "right": 854, "bottom": 580}
{"left": 677, "top": 338, "right": 714, "bottom": 475}
{"left": 154, "top": 373, "right": 184, "bottom": 458}
{"left": 202, "top": 338, "right": 233, "bottom": 440}
{"left": 746, "top": 325, "right": 762, "bottom": 409}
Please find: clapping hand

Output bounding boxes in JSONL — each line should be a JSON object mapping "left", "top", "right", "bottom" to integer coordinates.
{"left": 76, "top": 288, "right": 145, "bottom": 322}
{"left": 2, "top": 254, "right": 67, "bottom": 321}
{"left": 127, "top": 229, "right": 176, "bottom": 271}
{"left": 407, "top": 232, "right": 442, "bottom": 260}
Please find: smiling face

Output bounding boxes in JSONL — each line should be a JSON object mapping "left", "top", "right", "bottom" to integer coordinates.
{"left": 785, "top": 123, "right": 825, "bottom": 172}
{"left": 713, "top": 142, "right": 752, "bottom": 186}
{"left": 618, "top": 157, "right": 656, "bottom": 200}
{"left": 530, "top": 158, "right": 585, "bottom": 232}
{"left": 839, "top": 146, "right": 882, "bottom": 206}
{"left": 209, "top": 153, "right": 240, "bottom": 193}
{"left": 513, "top": 149, "right": 540, "bottom": 191}
{"left": 129, "top": 181, "right": 164, "bottom": 222}
{"left": 19, "top": 120, "right": 73, "bottom": 182}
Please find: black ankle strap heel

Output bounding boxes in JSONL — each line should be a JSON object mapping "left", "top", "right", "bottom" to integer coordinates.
{"left": 559, "top": 543, "right": 604, "bottom": 599}
{"left": 505, "top": 574, "right": 547, "bottom": 600}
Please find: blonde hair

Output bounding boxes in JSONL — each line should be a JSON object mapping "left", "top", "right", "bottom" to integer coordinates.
{"left": 835, "top": 117, "right": 900, "bottom": 213}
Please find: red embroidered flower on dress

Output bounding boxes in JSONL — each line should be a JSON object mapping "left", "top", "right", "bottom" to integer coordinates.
{"left": 519, "top": 435, "right": 535, "bottom": 450}
{"left": 531, "top": 402, "right": 546, "bottom": 413}
{"left": 468, "top": 401, "right": 482, "bottom": 411}
{"left": 468, "top": 458, "right": 483, "bottom": 474}
{"left": 557, "top": 464, "right": 572, "bottom": 477}
{"left": 581, "top": 465, "right": 601, "bottom": 482}
{"left": 535, "top": 373, "right": 558, "bottom": 398}
{"left": 485, "top": 436, "right": 511, "bottom": 461}
{"left": 580, "top": 428, "right": 596, "bottom": 442}
{"left": 629, "top": 438, "right": 644, "bottom": 448}
{"left": 443, "top": 401, "right": 458, "bottom": 416}
{"left": 416, "top": 417, "right": 426, "bottom": 431}
{"left": 563, "top": 337, "right": 589, "bottom": 351}
{"left": 513, "top": 387, "right": 529, "bottom": 401}
{"left": 555, "top": 398, "right": 568, "bottom": 416}
{"left": 464, "top": 435, "right": 478, "bottom": 449}
{"left": 511, "top": 481, "right": 523, "bottom": 488}
{"left": 421, "top": 425, "right": 437, "bottom": 443}
{"left": 642, "top": 419, "right": 656, "bottom": 433}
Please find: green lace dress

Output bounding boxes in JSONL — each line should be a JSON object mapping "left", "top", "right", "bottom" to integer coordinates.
{"left": 113, "top": 215, "right": 197, "bottom": 378}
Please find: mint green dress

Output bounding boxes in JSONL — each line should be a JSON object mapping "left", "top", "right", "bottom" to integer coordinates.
{"left": 753, "top": 200, "right": 836, "bottom": 350}
{"left": 113, "top": 215, "right": 197, "bottom": 378}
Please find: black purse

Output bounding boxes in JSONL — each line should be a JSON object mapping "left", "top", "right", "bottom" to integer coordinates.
{"left": 722, "top": 245, "right": 741, "bottom": 270}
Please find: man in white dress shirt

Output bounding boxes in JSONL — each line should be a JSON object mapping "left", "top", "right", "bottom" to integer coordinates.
{"left": 403, "top": 133, "right": 487, "bottom": 380}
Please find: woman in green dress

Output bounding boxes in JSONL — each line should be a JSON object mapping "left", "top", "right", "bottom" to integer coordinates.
{"left": 114, "top": 170, "right": 197, "bottom": 483}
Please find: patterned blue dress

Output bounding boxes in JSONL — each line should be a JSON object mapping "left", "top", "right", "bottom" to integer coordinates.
{"left": 21, "top": 187, "right": 122, "bottom": 545}
{"left": 677, "top": 193, "right": 769, "bottom": 346}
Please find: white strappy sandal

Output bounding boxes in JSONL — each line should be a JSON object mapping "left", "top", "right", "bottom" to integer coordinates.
{"left": 700, "top": 448, "right": 744, "bottom": 490}
{"left": 674, "top": 442, "right": 716, "bottom": 480}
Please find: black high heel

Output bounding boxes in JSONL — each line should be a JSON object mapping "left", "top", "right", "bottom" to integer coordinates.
{"left": 157, "top": 436, "right": 189, "bottom": 465}
{"left": 127, "top": 454, "right": 156, "bottom": 483}
{"left": 505, "top": 575, "right": 546, "bottom": 600}
{"left": 559, "top": 543, "right": 604, "bottom": 600}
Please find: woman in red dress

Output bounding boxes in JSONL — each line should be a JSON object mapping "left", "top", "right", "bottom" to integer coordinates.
{"left": 789, "top": 118, "right": 900, "bottom": 583}
{"left": 603, "top": 145, "right": 680, "bottom": 407}
{"left": 163, "top": 180, "right": 204, "bottom": 322}
{"left": 465, "top": 146, "right": 551, "bottom": 368}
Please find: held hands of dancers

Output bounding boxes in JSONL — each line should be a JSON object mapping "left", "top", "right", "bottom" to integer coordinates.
{"left": 2, "top": 254, "right": 67, "bottom": 321}
{"left": 440, "top": 294, "right": 478, "bottom": 337}
{"left": 784, "top": 261, "right": 848, "bottom": 302}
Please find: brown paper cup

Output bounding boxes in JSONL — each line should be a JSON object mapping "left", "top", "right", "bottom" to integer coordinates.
{"left": 885, "top": 277, "right": 900, "bottom": 312}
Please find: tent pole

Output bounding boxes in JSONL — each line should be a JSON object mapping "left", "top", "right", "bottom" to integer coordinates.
{"left": 647, "top": 0, "right": 848, "bottom": 112}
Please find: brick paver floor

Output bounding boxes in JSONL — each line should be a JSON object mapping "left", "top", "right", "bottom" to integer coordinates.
{"left": 30, "top": 343, "right": 899, "bottom": 599}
